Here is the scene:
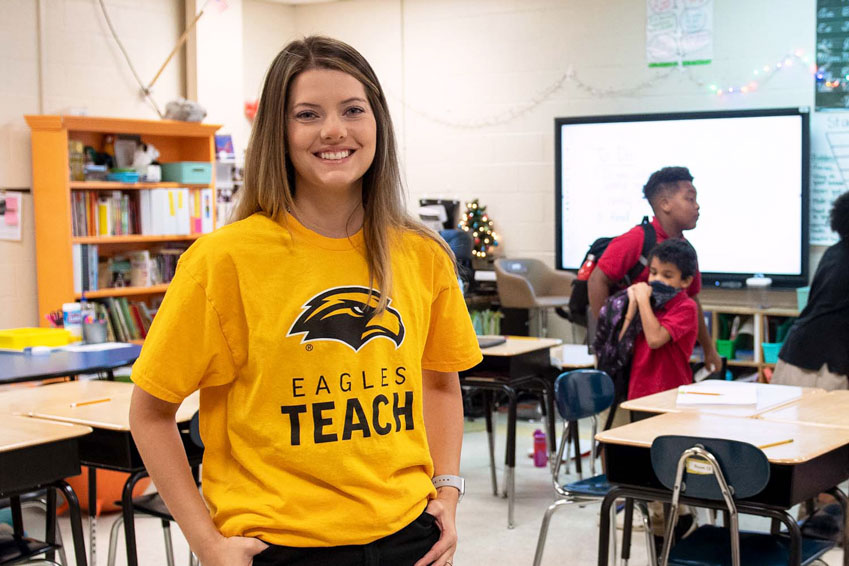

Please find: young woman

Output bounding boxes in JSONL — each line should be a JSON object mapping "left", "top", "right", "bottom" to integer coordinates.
{"left": 129, "top": 36, "right": 481, "bottom": 566}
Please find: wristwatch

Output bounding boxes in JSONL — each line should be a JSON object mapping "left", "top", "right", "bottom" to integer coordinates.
{"left": 432, "top": 474, "right": 465, "bottom": 501}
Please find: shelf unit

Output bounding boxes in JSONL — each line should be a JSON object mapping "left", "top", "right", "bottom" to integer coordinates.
{"left": 702, "top": 303, "right": 800, "bottom": 381}
{"left": 26, "top": 115, "right": 221, "bottom": 325}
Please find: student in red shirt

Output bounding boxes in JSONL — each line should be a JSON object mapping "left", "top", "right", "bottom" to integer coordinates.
{"left": 588, "top": 166, "right": 721, "bottom": 374}
{"left": 619, "top": 239, "right": 699, "bottom": 399}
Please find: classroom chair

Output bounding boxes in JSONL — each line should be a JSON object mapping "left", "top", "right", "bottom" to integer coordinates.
{"left": 106, "top": 412, "right": 203, "bottom": 566}
{"left": 650, "top": 435, "right": 835, "bottom": 566}
{"left": 533, "top": 370, "right": 653, "bottom": 566}
{"left": 494, "top": 258, "right": 574, "bottom": 337}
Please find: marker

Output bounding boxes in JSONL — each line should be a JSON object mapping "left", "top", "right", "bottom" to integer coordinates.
{"left": 70, "top": 397, "right": 111, "bottom": 408}
{"left": 757, "top": 439, "right": 794, "bottom": 450}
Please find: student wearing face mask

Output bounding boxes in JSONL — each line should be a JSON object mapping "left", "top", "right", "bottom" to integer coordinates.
{"left": 620, "top": 239, "right": 700, "bottom": 400}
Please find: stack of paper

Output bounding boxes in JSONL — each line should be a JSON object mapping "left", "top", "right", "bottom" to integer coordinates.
{"left": 676, "top": 382, "right": 758, "bottom": 405}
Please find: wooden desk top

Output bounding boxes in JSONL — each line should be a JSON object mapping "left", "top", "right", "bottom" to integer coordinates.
{"left": 620, "top": 381, "right": 824, "bottom": 418}
{"left": 477, "top": 336, "right": 562, "bottom": 357}
{"left": 757, "top": 390, "right": 849, "bottom": 429}
{"left": 550, "top": 344, "right": 595, "bottom": 369}
{"left": 596, "top": 412, "right": 849, "bottom": 464}
{"left": 0, "top": 415, "right": 92, "bottom": 454}
{"left": 0, "top": 380, "right": 199, "bottom": 431}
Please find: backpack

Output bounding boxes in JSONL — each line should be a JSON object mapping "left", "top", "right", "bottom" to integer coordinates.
{"left": 567, "top": 216, "right": 656, "bottom": 327}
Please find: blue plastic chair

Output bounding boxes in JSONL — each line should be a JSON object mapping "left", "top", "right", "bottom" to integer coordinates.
{"left": 650, "top": 435, "right": 835, "bottom": 566}
{"left": 533, "top": 370, "right": 654, "bottom": 566}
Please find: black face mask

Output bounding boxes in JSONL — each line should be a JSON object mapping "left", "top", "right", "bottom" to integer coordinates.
{"left": 650, "top": 280, "right": 682, "bottom": 309}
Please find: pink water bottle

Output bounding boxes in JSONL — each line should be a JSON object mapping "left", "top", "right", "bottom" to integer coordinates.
{"left": 533, "top": 429, "right": 548, "bottom": 467}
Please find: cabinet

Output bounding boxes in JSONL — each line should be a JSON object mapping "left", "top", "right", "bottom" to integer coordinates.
{"left": 25, "top": 115, "right": 221, "bottom": 335}
{"left": 702, "top": 303, "right": 799, "bottom": 381}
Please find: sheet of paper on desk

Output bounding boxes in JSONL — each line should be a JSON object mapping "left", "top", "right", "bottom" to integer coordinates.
{"left": 676, "top": 382, "right": 758, "bottom": 405}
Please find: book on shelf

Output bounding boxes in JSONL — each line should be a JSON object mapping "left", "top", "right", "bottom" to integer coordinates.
{"left": 73, "top": 191, "right": 139, "bottom": 237}
{"left": 98, "top": 297, "right": 156, "bottom": 342}
{"left": 71, "top": 244, "right": 99, "bottom": 294}
{"left": 129, "top": 250, "right": 151, "bottom": 287}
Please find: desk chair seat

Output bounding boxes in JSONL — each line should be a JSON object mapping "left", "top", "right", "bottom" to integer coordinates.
{"left": 533, "top": 370, "right": 654, "bottom": 566}
{"left": 651, "top": 435, "right": 836, "bottom": 566}
{"left": 494, "top": 258, "right": 574, "bottom": 337}
{"left": 0, "top": 535, "right": 55, "bottom": 565}
{"left": 665, "top": 524, "right": 833, "bottom": 566}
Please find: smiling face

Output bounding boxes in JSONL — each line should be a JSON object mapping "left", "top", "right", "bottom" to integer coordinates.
{"left": 285, "top": 68, "right": 377, "bottom": 197}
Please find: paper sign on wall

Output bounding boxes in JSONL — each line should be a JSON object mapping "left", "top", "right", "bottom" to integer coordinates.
{"left": 811, "top": 112, "right": 849, "bottom": 245}
{"left": 646, "top": 0, "right": 713, "bottom": 68}
{"left": 0, "top": 192, "right": 23, "bottom": 241}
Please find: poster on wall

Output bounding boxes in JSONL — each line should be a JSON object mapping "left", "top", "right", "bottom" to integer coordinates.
{"left": 646, "top": 0, "right": 713, "bottom": 67}
{"left": 811, "top": 112, "right": 849, "bottom": 245}
{"left": 0, "top": 192, "right": 22, "bottom": 242}
{"left": 816, "top": 0, "right": 849, "bottom": 110}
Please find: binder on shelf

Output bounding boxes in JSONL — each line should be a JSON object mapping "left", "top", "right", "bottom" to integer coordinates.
{"left": 201, "top": 188, "right": 214, "bottom": 233}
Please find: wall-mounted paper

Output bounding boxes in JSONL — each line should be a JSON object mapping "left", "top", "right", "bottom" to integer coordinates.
{"left": 0, "top": 192, "right": 23, "bottom": 241}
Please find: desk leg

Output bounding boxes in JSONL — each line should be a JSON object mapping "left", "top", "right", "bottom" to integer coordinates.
{"left": 597, "top": 488, "right": 621, "bottom": 566}
{"left": 503, "top": 385, "right": 518, "bottom": 529}
{"left": 56, "top": 479, "right": 88, "bottom": 566}
{"left": 570, "top": 421, "right": 583, "bottom": 479}
{"left": 123, "top": 471, "right": 148, "bottom": 566}
{"left": 483, "top": 390, "right": 498, "bottom": 496}
{"left": 10, "top": 495, "right": 23, "bottom": 536}
{"left": 827, "top": 487, "right": 849, "bottom": 566}
{"left": 88, "top": 466, "right": 97, "bottom": 566}
{"left": 45, "top": 488, "right": 57, "bottom": 562}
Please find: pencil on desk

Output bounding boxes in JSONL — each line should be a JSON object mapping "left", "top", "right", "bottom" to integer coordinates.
{"left": 757, "top": 439, "right": 794, "bottom": 450}
{"left": 678, "top": 391, "right": 722, "bottom": 396}
{"left": 70, "top": 397, "right": 111, "bottom": 408}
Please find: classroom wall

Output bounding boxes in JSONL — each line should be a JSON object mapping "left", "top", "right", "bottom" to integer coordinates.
{"left": 0, "top": 0, "right": 185, "bottom": 329}
{"left": 0, "top": 0, "right": 824, "bottom": 329}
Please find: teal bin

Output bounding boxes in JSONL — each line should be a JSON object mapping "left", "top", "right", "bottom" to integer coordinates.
{"left": 796, "top": 286, "right": 810, "bottom": 311}
{"left": 762, "top": 342, "right": 783, "bottom": 364}
{"left": 160, "top": 162, "right": 212, "bottom": 183}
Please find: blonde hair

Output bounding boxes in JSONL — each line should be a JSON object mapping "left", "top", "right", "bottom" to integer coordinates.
{"left": 235, "top": 36, "right": 454, "bottom": 312}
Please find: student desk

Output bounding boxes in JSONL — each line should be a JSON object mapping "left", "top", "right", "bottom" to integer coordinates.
{"left": 1, "top": 415, "right": 91, "bottom": 565}
{"left": 758, "top": 390, "right": 849, "bottom": 429}
{"left": 0, "top": 343, "right": 142, "bottom": 385}
{"left": 2, "top": 380, "right": 200, "bottom": 566}
{"left": 619, "top": 380, "right": 824, "bottom": 419}
{"left": 549, "top": 343, "right": 595, "bottom": 369}
{"left": 460, "top": 336, "right": 561, "bottom": 528}
{"left": 595, "top": 412, "right": 849, "bottom": 566}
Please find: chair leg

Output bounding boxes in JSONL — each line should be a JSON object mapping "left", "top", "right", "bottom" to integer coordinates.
{"left": 532, "top": 499, "right": 574, "bottom": 566}
{"left": 162, "top": 519, "right": 176, "bottom": 566}
{"left": 107, "top": 515, "right": 125, "bottom": 566}
{"left": 610, "top": 500, "right": 618, "bottom": 566}
{"left": 190, "top": 550, "right": 200, "bottom": 566}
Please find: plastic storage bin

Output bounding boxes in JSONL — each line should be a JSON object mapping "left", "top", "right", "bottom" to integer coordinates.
{"left": 106, "top": 170, "right": 139, "bottom": 183}
{"left": 762, "top": 342, "right": 783, "bottom": 364}
{"left": 716, "top": 339, "right": 735, "bottom": 359}
{"left": 160, "top": 162, "right": 212, "bottom": 183}
{"left": 796, "top": 286, "right": 810, "bottom": 311}
{"left": 0, "top": 328, "right": 73, "bottom": 350}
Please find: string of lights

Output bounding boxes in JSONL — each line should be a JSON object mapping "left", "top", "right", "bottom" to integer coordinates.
{"left": 390, "top": 49, "right": 817, "bottom": 129}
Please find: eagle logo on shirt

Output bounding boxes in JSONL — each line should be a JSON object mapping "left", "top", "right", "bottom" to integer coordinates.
{"left": 287, "top": 286, "right": 405, "bottom": 351}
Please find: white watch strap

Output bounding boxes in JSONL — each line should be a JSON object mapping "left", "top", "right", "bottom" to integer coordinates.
{"left": 432, "top": 474, "right": 464, "bottom": 501}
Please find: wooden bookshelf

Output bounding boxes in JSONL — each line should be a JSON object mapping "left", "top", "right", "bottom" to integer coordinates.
{"left": 70, "top": 181, "right": 211, "bottom": 190}
{"left": 26, "top": 115, "right": 221, "bottom": 328}
{"left": 76, "top": 284, "right": 170, "bottom": 300}
{"left": 72, "top": 235, "right": 201, "bottom": 245}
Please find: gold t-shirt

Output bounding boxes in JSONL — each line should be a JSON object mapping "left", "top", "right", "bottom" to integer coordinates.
{"left": 131, "top": 213, "right": 482, "bottom": 547}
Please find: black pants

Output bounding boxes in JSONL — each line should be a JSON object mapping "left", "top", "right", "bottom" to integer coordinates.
{"left": 252, "top": 510, "right": 441, "bottom": 566}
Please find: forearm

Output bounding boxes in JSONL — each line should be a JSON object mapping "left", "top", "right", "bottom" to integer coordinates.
{"left": 422, "top": 370, "right": 463, "bottom": 476}
{"left": 636, "top": 297, "right": 670, "bottom": 348}
{"left": 129, "top": 387, "right": 222, "bottom": 554}
{"left": 588, "top": 269, "right": 612, "bottom": 318}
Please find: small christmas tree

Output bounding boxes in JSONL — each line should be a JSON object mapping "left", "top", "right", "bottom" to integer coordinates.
{"left": 459, "top": 199, "right": 499, "bottom": 258}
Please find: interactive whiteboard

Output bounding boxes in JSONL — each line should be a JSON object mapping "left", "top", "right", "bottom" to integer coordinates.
{"left": 555, "top": 108, "right": 809, "bottom": 287}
